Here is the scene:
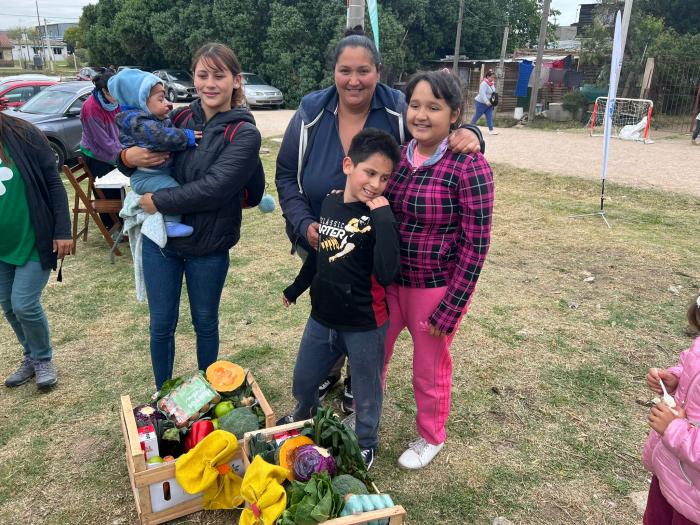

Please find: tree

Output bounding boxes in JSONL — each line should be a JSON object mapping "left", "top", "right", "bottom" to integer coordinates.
{"left": 77, "top": 0, "right": 547, "bottom": 105}
{"left": 259, "top": 1, "right": 341, "bottom": 106}
{"left": 637, "top": 0, "right": 700, "bottom": 35}
{"left": 63, "top": 26, "right": 83, "bottom": 49}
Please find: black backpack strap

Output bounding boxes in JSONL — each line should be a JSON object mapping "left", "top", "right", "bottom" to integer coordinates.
{"left": 223, "top": 121, "right": 254, "bottom": 208}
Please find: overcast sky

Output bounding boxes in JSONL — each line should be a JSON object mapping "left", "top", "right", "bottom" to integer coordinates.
{"left": 0, "top": 0, "right": 583, "bottom": 33}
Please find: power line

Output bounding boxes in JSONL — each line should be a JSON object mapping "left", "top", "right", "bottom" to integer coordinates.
{"left": 1, "top": 12, "right": 80, "bottom": 21}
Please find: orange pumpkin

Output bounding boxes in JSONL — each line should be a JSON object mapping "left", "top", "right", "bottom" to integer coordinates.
{"left": 206, "top": 361, "right": 246, "bottom": 392}
{"left": 278, "top": 435, "right": 314, "bottom": 481}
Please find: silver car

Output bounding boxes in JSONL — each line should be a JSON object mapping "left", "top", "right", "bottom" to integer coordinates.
{"left": 242, "top": 73, "right": 284, "bottom": 109}
{"left": 3, "top": 81, "right": 93, "bottom": 171}
{"left": 153, "top": 69, "right": 198, "bottom": 102}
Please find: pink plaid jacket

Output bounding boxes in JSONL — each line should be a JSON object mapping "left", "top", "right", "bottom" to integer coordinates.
{"left": 384, "top": 148, "right": 494, "bottom": 333}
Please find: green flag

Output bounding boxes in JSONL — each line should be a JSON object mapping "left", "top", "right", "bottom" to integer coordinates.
{"left": 367, "top": 0, "right": 379, "bottom": 51}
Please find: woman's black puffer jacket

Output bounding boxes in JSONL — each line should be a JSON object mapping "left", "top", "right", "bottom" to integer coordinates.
{"left": 152, "top": 100, "right": 264, "bottom": 257}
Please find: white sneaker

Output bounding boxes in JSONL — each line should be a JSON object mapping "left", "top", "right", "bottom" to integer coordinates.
{"left": 488, "top": 130, "right": 499, "bottom": 135}
{"left": 397, "top": 437, "right": 444, "bottom": 469}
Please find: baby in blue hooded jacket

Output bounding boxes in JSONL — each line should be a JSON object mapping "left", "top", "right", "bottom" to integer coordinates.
{"left": 108, "top": 69, "right": 200, "bottom": 237}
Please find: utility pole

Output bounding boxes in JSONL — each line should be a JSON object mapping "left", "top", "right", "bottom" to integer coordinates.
{"left": 347, "top": 0, "right": 365, "bottom": 30}
{"left": 527, "top": 0, "right": 551, "bottom": 123}
{"left": 43, "top": 18, "right": 54, "bottom": 72}
{"left": 496, "top": 23, "right": 510, "bottom": 94}
{"left": 619, "top": 0, "right": 634, "bottom": 56}
{"left": 34, "top": 0, "right": 46, "bottom": 70}
{"left": 452, "top": 0, "right": 464, "bottom": 72}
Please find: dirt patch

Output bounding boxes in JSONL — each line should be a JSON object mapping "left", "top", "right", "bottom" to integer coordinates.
{"left": 481, "top": 126, "right": 700, "bottom": 198}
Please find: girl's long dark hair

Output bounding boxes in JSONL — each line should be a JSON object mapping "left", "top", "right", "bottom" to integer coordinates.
{"left": 0, "top": 112, "right": 36, "bottom": 164}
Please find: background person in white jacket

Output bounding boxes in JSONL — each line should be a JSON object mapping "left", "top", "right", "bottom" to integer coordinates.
{"left": 692, "top": 111, "right": 700, "bottom": 145}
{"left": 470, "top": 69, "right": 498, "bottom": 135}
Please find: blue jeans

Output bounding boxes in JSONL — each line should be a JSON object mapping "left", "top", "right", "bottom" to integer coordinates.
{"left": 0, "top": 260, "right": 52, "bottom": 360}
{"left": 292, "top": 316, "right": 388, "bottom": 449}
{"left": 130, "top": 167, "right": 181, "bottom": 224}
{"left": 142, "top": 237, "right": 230, "bottom": 389}
{"left": 471, "top": 100, "right": 494, "bottom": 130}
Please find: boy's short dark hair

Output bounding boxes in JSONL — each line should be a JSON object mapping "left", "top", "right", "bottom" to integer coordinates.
{"left": 347, "top": 128, "right": 402, "bottom": 167}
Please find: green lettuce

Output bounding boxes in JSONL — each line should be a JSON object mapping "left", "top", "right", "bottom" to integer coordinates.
{"left": 277, "top": 472, "right": 343, "bottom": 525}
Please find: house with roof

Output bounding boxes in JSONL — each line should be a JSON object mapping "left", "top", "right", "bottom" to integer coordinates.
{"left": 0, "top": 32, "right": 15, "bottom": 67}
{"left": 430, "top": 49, "right": 583, "bottom": 115}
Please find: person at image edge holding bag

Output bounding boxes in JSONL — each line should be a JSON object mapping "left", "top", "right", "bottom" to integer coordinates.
{"left": 1, "top": 112, "right": 72, "bottom": 391}
{"left": 470, "top": 68, "right": 499, "bottom": 135}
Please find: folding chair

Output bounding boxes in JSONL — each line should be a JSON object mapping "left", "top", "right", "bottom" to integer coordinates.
{"left": 62, "top": 159, "right": 123, "bottom": 256}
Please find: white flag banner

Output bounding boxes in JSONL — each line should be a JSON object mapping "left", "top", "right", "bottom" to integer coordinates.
{"left": 602, "top": 11, "right": 623, "bottom": 181}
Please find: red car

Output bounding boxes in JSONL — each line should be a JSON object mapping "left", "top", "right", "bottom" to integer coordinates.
{"left": 0, "top": 80, "right": 58, "bottom": 111}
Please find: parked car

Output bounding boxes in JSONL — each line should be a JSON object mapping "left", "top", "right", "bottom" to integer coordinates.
{"left": 3, "top": 82, "right": 94, "bottom": 172}
{"left": 77, "top": 67, "right": 105, "bottom": 81}
{"left": 0, "top": 74, "right": 60, "bottom": 86}
{"left": 0, "top": 80, "right": 58, "bottom": 111}
{"left": 116, "top": 65, "right": 151, "bottom": 73}
{"left": 241, "top": 73, "right": 284, "bottom": 109}
{"left": 152, "top": 69, "right": 198, "bottom": 102}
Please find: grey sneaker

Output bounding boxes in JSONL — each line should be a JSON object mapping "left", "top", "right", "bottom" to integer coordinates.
{"left": 34, "top": 359, "right": 57, "bottom": 390}
{"left": 5, "top": 356, "right": 35, "bottom": 387}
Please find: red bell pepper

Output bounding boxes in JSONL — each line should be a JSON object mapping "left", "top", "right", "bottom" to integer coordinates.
{"left": 184, "top": 420, "right": 215, "bottom": 452}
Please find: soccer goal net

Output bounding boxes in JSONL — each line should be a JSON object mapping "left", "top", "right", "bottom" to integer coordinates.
{"left": 588, "top": 97, "right": 654, "bottom": 142}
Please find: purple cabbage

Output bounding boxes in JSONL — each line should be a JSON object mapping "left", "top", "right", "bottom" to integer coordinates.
{"left": 293, "top": 445, "right": 337, "bottom": 481}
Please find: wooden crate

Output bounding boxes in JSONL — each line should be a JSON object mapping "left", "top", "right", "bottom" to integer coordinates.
{"left": 242, "top": 421, "right": 407, "bottom": 525}
{"left": 120, "top": 371, "right": 275, "bottom": 525}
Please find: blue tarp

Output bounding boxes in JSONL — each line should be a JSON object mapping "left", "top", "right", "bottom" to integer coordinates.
{"left": 515, "top": 60, "right": 533, "bottom": 98}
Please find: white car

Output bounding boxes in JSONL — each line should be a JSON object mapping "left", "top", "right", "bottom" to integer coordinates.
{"left": 242, "top": 73, "right": 284, "bottom": 109}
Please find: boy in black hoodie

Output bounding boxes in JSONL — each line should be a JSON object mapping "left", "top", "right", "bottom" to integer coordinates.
{"left": 281, "top": 129, "right": 401, "bottom": 469}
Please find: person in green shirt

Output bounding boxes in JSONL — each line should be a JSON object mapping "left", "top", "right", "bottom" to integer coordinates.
{"left": 0, "top": 112, "right": 72, "bottom": 390}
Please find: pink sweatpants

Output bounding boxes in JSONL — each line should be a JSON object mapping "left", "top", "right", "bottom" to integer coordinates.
{"left": 383, "top": 284, "right": 469, "bottom": 445}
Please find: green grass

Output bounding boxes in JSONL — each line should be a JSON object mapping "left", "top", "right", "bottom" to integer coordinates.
{"left": 0, "top": 137, "right": 698, "bottom": 523}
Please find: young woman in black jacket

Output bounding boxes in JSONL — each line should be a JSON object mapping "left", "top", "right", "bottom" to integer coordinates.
{"left": 120, "top": 43, "right": 265, "bottom": 389}
{"left": 0, "top": 112, "right": 72, "bottom": 390}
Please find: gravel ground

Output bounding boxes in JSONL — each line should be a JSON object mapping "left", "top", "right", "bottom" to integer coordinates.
{"left": 199, "top": 106, "right": 700, "bottom": 199}
{"left": 481, "top": 126, "right": 700, "bottom": 198}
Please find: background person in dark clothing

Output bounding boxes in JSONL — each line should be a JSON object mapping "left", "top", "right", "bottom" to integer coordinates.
{"left": 79, "top": 70, "right": 123, "bottom": 229}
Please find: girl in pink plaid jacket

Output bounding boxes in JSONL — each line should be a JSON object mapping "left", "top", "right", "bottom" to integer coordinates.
{"left": 382, "top": 70, "right": 494, "bottom": 469}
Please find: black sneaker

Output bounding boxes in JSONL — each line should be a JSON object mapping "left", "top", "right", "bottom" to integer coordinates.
{"left": 360, "top": 447, "right": 376, "bottom": 470}
{"left": 318, "top": 374, "right": 341, "bottom": 401}
{"left": 340, "top": 377, "right": 354, "bottom": 414}
{"left": 276, "top": 414, "right": 296, "bottom": 426}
